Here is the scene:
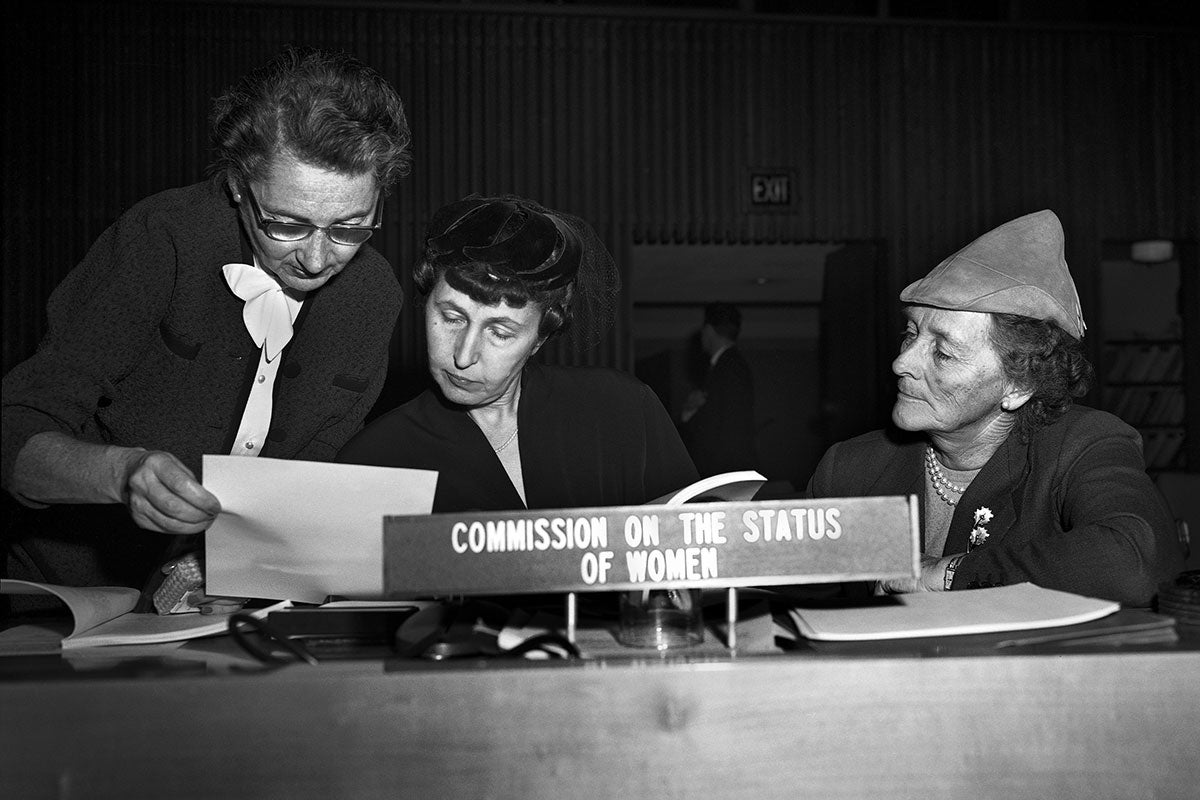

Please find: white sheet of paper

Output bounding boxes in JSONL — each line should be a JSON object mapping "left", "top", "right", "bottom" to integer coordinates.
{"left": 788, "top": 582, "right": 1119, "bottom": 641}
{"left": 203, "top": 456, "right": 438, "bottom": 604}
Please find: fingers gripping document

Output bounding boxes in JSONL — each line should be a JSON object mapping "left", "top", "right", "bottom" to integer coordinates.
{"left": 202, "top": 456, "right": 438, "bottom": 604}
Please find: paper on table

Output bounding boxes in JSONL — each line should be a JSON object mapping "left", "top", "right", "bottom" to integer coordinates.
{"left": 62, "top": 600, "right": 291, "bottom": 649}
{"left": 0, "top": 579, "right": 290, "bottom": 651}
{"left": 789, "top": 582, "right": 1119, "bottom": 641}
{"left": 203, "top": 456, "right": 438, "bottom": 604}
{"left": 0, "top": 579, "right": 140, "bottom": 638}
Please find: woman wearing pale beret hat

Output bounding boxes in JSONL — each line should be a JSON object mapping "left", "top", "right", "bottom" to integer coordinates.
{"left": 804, "top": 210, "right": 1182, "bottom": 606}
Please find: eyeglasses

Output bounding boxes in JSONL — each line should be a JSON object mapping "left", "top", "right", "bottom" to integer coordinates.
{"left": 242, "top": 183, "right": 383, "bottom": 246}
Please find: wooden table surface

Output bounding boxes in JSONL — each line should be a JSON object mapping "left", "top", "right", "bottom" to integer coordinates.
{"left": 2, "top": 634, "right": 1198, "bottom": 800}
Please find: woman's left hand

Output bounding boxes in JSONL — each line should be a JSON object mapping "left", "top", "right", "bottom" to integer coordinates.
{"left": 877, "top": 554, "right": 958, "bottom": 594}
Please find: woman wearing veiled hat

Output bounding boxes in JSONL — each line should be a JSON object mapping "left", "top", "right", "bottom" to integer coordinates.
{"left": 804, "top": 210, "right": 1181, "bottom": 606}
{"left": 337, "top": 194, "right": 698, "bottom": 513}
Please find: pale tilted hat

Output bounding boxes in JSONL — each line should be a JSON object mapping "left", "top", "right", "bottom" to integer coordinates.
{"left": 900, "top": 210, "right": 1086, "bottom": 339}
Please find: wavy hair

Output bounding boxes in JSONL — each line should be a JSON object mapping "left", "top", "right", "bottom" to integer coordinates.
{"left": 413, "top": 257, "right": 573, "bottom": 341}
{"left": 988, "top": 312, "right": 1094, "bottom": 439}
{"left": 207, "top": 46, "right": 411, "bottom": 192}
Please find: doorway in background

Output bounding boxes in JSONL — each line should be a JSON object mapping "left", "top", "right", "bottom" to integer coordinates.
{"left": 631, "top": 242, "right": 887, "bottom": 492}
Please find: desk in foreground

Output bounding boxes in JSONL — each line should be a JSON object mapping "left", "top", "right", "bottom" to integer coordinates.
{"left": 2, "top": 643, "right": 1197, "bottom": 799}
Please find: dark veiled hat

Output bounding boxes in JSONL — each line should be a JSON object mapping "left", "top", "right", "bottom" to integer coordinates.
{"left": 422, "top": 193, "right": 619, "bottom": 350}
{"left": 900, "top": 210, "right": 1086, "bottom": 339}
{"left": 425, "top": 195, "right": 582, "bottom": 290}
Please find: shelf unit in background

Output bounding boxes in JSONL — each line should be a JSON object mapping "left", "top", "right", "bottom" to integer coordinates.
{"left": 1101, "top": 338, "right": 1187, "bottom": 470}
{"left": 1097, "top": 241, "right": 1199, "bottom": 474}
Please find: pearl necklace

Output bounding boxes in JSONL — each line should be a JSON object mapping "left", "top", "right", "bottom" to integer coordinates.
{"left": 493, "top": 427, "right": 519, "bottom": 453}
{"left": 925, "top": 446, "right": 968, "bottom": 507}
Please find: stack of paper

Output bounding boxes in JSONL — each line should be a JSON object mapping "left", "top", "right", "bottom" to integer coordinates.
{"left": 788, "top": 582, "right": 1120, "bottom": 641}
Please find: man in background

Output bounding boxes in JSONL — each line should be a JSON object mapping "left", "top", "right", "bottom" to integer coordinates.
{"left": 680, "top": 303, "right": 757, "bottom": 476}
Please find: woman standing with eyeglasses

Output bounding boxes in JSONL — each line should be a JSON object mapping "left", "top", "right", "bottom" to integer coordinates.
{"left": 1, "top": 46, "right": 411, "bottom": 596}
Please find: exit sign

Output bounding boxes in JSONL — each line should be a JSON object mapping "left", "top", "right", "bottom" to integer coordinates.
{"left": 748, "top": 170, "right": 794, "bottom": 209}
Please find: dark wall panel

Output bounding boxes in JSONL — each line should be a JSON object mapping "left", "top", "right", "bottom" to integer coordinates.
{"left": 4, "top": 4, "right": 1197, "bottom": 408}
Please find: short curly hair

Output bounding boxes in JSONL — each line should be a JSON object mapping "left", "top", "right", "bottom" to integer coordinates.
{"left": 988, "top": 312, "right": 1094, "bottom": 439}
{"left": 207, "top": 46, "right": 411, "bottom": 192}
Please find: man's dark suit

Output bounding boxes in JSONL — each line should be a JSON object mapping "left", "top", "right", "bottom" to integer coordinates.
{"left": 681, "top": 345, "right": 757, "bottom": 477}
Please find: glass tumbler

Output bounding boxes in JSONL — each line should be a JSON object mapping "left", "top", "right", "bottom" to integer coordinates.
{"left": 617, "top": 588, "right": 704, "bottom": 649}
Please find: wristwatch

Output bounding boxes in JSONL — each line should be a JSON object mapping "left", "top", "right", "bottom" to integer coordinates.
{"left": 943, "top": 554, "right": 965, "bottom": 591}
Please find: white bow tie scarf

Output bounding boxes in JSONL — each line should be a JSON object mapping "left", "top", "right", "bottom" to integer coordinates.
{"left": 222, "top": 262, "right": 302, "bottom": 362}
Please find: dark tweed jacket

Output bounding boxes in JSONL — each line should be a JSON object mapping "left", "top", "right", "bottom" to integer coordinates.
{"left": 1, "top": 180, "right": 401, "bottom": 587}
{"left": 804, "top": 405, "right": 1183, "bottom": 606}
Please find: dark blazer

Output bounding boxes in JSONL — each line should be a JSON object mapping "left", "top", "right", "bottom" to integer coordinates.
{"left": 805, "top": 405, "right": 1183, "bottom": 606}
{"left": 1, "top": 181, "right": 401, "bottom": 587}
{"left": 338, "top": 362, "right": 699, "bottom": 513}
{"left": 681, "top": 345, "right": 757, "bottom": 476}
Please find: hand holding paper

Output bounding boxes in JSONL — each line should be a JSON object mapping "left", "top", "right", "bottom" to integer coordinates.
{"left": 203, "top": 456, "right": 437, "bottom": 604}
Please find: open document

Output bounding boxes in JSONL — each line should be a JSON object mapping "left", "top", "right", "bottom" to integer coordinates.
{"left": 0, "top": 580, "right": 291, "bottom": 651}
{"left": 653, "top": 470, "right": 768, "bottom": 506}
{"left": 203, "top": 456, "right": 437, "bottom": 604}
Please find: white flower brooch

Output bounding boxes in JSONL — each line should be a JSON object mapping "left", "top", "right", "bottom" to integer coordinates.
{"left": 968, "top": 507, "right": 993, "bottom": 551}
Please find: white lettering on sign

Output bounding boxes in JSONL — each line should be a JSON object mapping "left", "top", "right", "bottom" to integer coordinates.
{"left": 451, "top": 516, "right": 608, "bottom": 553}
{"left": 580, "top": 550, "right": 615, "bottom": 585}
{"left": 740, "top": 507, "right": 842, "bottom": 542}
{"left": 387, "top": 496, "right": 917, "bottom": 596}
{"left": 623, "top": 514, "right": 661, "bottom": 548}
{"left": 679, "top": 511, "right": 728, "bottom": 545}
{"left": 625, "top": 547, "right": 719, "bottom": 582}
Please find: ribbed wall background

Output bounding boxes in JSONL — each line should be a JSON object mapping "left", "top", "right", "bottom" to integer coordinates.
{"left": 5, "top": 3, "right": 1198, "bottom": 408}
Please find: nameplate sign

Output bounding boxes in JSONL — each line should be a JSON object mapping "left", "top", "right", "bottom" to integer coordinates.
{"left": 383, "top": 495, "right": 917, "bottom": 597}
